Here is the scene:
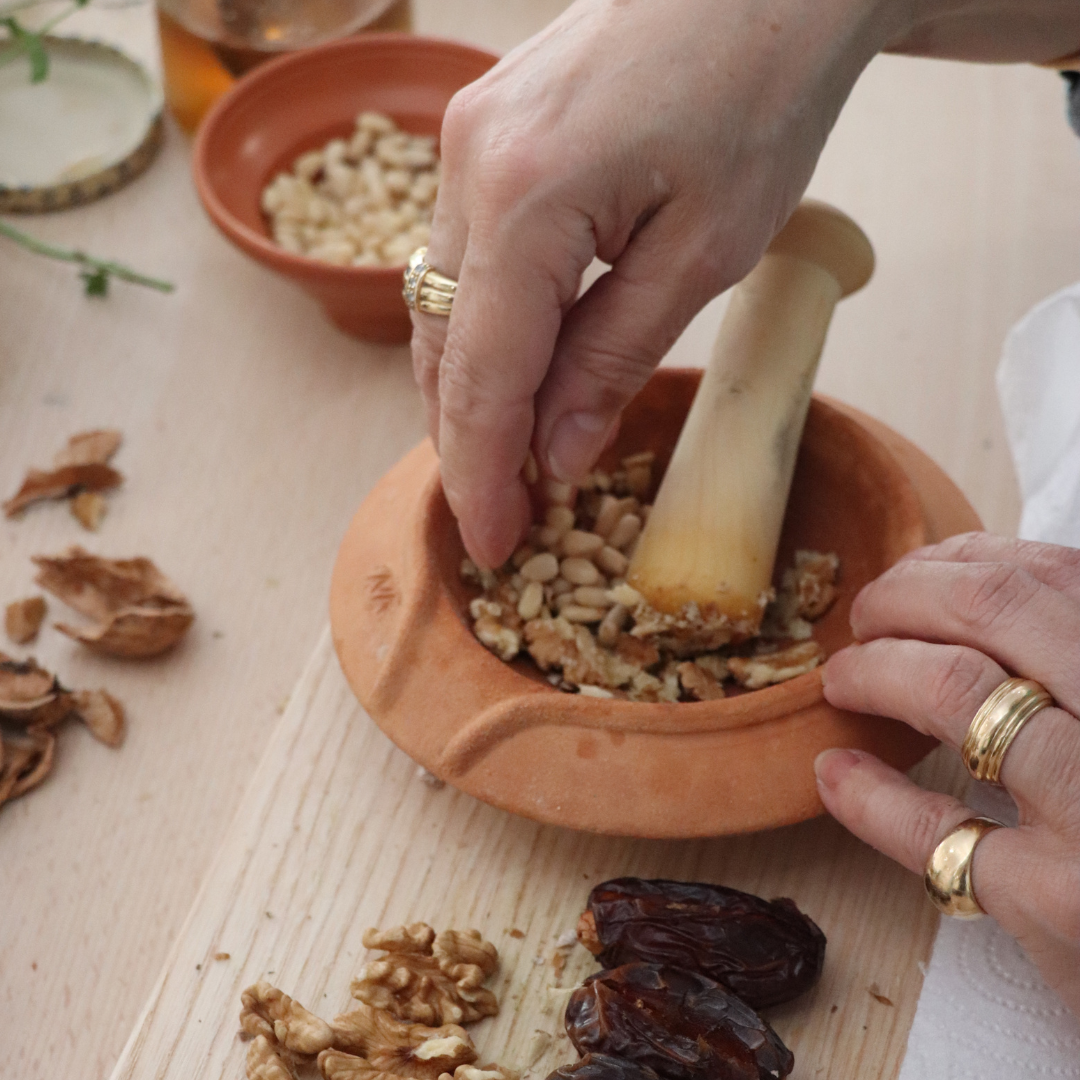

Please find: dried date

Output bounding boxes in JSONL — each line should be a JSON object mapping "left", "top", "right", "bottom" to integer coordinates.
{"left": 546, "top": 1054, "right": 661, "bottom": 1080}
{"left": 565, "top": 963, "right": 793, "bottom": 1080}
{"left": 577, "top": 878, "right": 824, "bottom": 1009}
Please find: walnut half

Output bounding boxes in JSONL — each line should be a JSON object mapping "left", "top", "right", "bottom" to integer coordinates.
{"left": 240, "top": 981, "right": 334, "bottom": 1055}
{"left": 351, "top": 924, "right": 499, "bottom": 1026}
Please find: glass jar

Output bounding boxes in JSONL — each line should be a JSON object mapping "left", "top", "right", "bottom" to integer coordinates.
{"left": 156, "top": 0, "right": 413, "bottom": 132}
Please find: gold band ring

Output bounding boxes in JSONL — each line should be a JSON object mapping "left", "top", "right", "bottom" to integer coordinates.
{"left": 924, "top": 816, "right": 1004, "bottom": 918}
{"left": 403, "top": 247, "right": 457, "bottom": 317}
{"left": 961, "top": 677, "right": 1054, "bottom": 785}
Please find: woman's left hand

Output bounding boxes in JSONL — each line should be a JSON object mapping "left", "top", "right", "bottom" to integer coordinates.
{"left": 816, "top": 532, "right": 1080, "bottom": 1014}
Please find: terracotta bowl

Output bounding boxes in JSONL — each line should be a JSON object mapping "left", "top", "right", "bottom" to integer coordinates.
{"left": 330, "top": 368, "right": 981, "bottom": 837}
{"left": 192, "top": 33, "right": 498, "bottom": 343}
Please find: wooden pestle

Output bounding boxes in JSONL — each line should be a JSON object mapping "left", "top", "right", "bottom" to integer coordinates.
{"left": 627, "top": 201, "right": 874, "bottom": 633}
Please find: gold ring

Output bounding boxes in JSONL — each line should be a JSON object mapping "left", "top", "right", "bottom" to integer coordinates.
{"left": 961, "top": 676, "right": 1054, "bottom": 784}
{"left": 924, "top": 816, "right": 1003, "bottom": 918}
{"left": 403, "top": 247, "right": 457, "bottom": 316}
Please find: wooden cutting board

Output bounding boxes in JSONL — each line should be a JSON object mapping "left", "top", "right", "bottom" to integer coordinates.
{"left": 107, "top": 411, "right": 979, "bottom": 1080}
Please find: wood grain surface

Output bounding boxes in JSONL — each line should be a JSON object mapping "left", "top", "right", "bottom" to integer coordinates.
{"left": 1, "top": 1, "right": 1078, "bottom": 1078}
{"left": 107, "top": 632, "right": 965, "bottom": 1080}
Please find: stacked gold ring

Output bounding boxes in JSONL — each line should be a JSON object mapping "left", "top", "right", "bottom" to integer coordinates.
{"left": 403, "top": 247, "right": 457, "bottom": 316}
{"left": 924, "top": 816, "right": 1003, "bottom": 918}
{"left": 961, "top": 677, "right": 1054, "bottom": 784}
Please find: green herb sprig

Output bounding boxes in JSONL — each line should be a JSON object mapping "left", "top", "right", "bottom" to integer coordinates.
{"left": 0, "top": 218, "right": 175, "bottom": 296}
{"left": 0, "top": 0, "right": 90, "bottom": 82}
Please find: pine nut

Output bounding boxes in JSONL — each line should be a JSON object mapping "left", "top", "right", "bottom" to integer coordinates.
{"left": 606, "top": 513, "right": 642, "bottom": 551}
{"left": 560, "top": 557, "right": 601, "bottom": 586}
{"left": 543, "top": 478, "right": 575, "bottom": 506}
{"left": 519, "top": 552, "right": 560, "bottom": 582}
{"left": 545, "top": 505, "right": 576, "bottom": 534}
{"left": 573, "top": 586, "right": 612, "bottom": 608}
{"left": 554, "top": 591, "right": 578, "bottom": 612}
{"left": 531, "top": 524, "right": 563, "bottom": 549}
{"left": 560, "top": 530, "right": 605, "bottom": 558}
{"left": 596, "top": 545, "right": 629, "bottom": 577}
{"left": 517, "top": 581, "right": 545, "bottom": 621}
{"left": 597, "top": 603, "right": 629, "bottom": 646}
{"left": 562, "top": 605, "right": 606, "bottom": 623}
{"left": 511, "top": 544, "right": 536, "bottom": 569}
{"left": 578, "top": 684, "right": 614, "bottom": 698}
{"left": 594, "top": 496, "right": 636, "bottom": 538}
{"left": 549, "top": 577, "right": 574, "bottom": 598}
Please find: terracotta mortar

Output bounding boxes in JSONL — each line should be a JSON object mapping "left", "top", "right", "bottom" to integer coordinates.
{"left": 330, "top": 369, "right": 981, "bottom": 838}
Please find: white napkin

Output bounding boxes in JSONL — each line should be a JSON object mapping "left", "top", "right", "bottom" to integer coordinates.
{"left": 899, "top": 283, "right": 1080, "bottom": 1079}
{"left": 997, "top": 281, "right": 1080, "bottom": 545}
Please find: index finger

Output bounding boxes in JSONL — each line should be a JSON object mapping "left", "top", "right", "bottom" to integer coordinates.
{"left": 900, "top": 533, "right": 1080, "bottom": 602}
{"left": 436, "top": 204, "right": 594, "bottom": 568}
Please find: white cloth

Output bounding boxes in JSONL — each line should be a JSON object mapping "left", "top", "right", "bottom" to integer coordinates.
{"left": 899, "top": 283, "right": 1080, "bottom": 1079}
{"left": 997, "top": 281, "right": 1080, "bottom": 546}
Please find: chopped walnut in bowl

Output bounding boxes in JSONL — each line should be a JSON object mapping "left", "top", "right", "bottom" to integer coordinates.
{"left": 460, "top": 455, "right": 838, "bottom": 702}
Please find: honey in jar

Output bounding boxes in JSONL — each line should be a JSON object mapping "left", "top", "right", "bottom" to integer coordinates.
{"left": 156, "top": 0, "right": 413, "bottom": 133}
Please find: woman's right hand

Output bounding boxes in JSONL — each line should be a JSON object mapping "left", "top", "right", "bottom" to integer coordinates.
{"left": 410, "top": 0, "right": 898, "bottom": 568}
{"left": 412, "top": 0, "right": 1080, "bottom": 571}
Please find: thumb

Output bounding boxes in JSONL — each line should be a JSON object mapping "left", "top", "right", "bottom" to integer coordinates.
{"left": 534, "top": 211, "right": 735, "bottom": 483}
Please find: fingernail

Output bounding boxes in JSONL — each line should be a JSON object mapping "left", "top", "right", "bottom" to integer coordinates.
{"left": 458, "top": 488, "right": 531, "bottom": 571}
{"left": 547, "top": 411, "right": 611, "bottom": 484}
{"left": 814, "top": 748, "right": 865, "bottom": 789}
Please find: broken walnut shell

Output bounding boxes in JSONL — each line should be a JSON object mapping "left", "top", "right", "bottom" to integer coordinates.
{"left": 53, "top": 429, "right": 122, "bottom": 469}
{"left": 0, "top": 728, "right": 56, "bottom": 804}
{"left": 5, "top": 596, "right": 47, "bottom": 645}
{"left": 3, "top": 464, "right": 122, "bottom": 518}
{"left": 33, "top": 547, "right": 194, "bottom": 658}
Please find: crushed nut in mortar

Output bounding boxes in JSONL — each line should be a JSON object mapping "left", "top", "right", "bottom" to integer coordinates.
{"left": 461, "top": 458, "right": 837, "bottom": 701}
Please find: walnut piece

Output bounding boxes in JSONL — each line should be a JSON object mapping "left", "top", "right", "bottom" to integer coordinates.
{"left": 448, "top": 1068, "right": 509, "bottom": 1080}
{"left": 72, "top": 689, "right": 125, "bottom": 747}
{"left": 240, "top": 981, "right": 334, "bottom": 1055}
{"left": 352, "top": 924, "right": 499, "bottom": 1026}
{"left": 5, "top": 596, "right": 46, "bottom": 645}
{"left": 332, "top": 1004, "right": 476, "bottom": 1079}
{"left": 784, "top": 550, "right": 839, "bottom": 620}
{"left": 247, "top": 1034, "right": 297, "bottom": 1080}
{"left": 320, "top": 1049, "right": 393, "bottom": 1080}
{"left": 727, "top": 641, "right": 826, "bottom": 690}
{"left": 33, "top": 547, "right": 194, "bottom": 658}
{"left": 70, "top": 490, "right": 108, "bottom": 531}
{"left": 676, "top": 661, "right": 726, "bottom": 701}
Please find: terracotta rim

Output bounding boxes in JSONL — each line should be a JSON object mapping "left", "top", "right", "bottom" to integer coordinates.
{"left": 329, "top": 369, "right": 975, "bottom": 836}
{"left": 192, "top": 32, "right": 499, "bottom": 278}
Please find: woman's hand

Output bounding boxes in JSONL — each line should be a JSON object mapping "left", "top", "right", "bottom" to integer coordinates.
{"left": 412, "top": 0, "right": 897, "bottom": 567}
{"left": 411, "top": 0, "right": 1080, "bottom": 571}
{"left": 817, "top": 533, "right": 1080, "bottom": 1013}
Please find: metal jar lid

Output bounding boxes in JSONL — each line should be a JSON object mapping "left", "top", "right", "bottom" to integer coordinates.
{"left": 0, "top": 35, "right": 164, "bottom": 213}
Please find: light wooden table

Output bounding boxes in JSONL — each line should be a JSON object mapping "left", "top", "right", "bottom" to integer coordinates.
{"left": 1, "top": 3, "right": 1078, "bottom": 1079}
